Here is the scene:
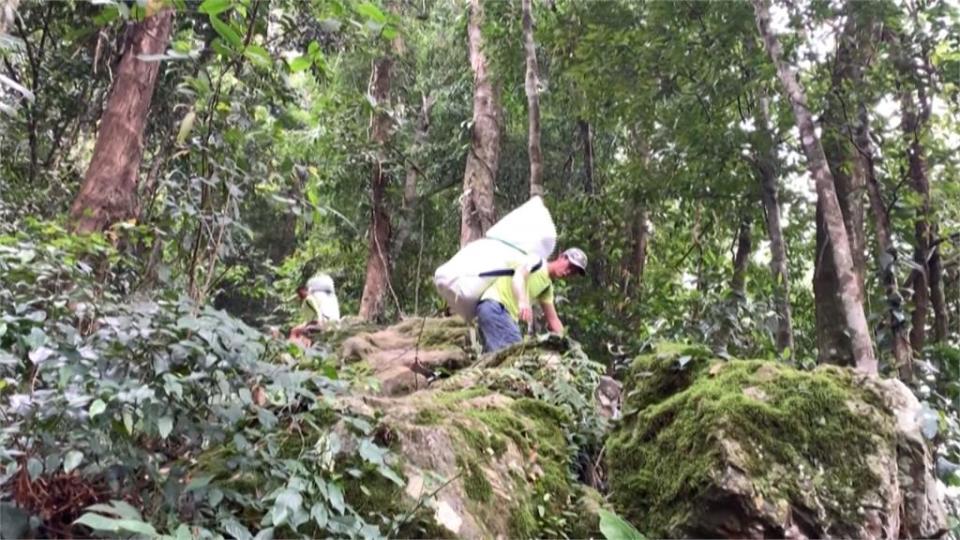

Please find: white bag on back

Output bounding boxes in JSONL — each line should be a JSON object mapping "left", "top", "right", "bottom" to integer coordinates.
{"left": 434, "top": 196, "right": 557, "bottom": 322}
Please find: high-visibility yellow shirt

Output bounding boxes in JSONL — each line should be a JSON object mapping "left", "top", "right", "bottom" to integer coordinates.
{"left": 480, "top": 263, "right": 554, "bottom": 321}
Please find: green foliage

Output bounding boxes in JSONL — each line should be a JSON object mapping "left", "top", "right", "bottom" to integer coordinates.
{"left": 0, "top": 222, "right": 405, "bottom": 538}
{"left": 598, "top": 509, "right": 646, "bottom": 540}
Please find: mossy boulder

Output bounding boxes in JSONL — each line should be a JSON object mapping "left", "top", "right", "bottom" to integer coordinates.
{"left": 337, "top": 317, "right": 472, "bottom": 396}
{"left": 338, "top": 387, "right": 591, "bottom": 539}
{"left": 607, "top": 343, "right": 947, "bottom": 539}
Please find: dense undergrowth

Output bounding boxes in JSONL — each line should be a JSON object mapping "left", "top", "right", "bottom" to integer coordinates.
{"left": 0, "top": 220, "right": 411, "bottom": 539}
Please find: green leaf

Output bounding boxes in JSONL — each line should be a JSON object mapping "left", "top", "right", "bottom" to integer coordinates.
{"left": 287, "top": 55, "right": 312, "bottom": 73}
{"left": 598, "top": 509, "right": 645, "bottom": 540}
{"left": 209, "top": 15, "right": 242, "bottom": 50}
{"left": 381, "top": 25, "right": 398, "bottom": 40}
{"left": 89, "top": 399, "right": 107, "bottom": 418}
{"left": 198, "top": 0, "right": 232, "bottom": 15}
{"left": 177, "top": 111, "right": 196, "bottom": 144}
{"left": 26, "top": 458, "right": 42, "bottom": 480}
{"left": 223, "top": 519, "right": 253, "bottom": 540}
{"left": 63, "top": 450, "right": 83, "bottom": 473}
{"left": 243, "top": 44, "right": 271, "bottom": 68}
{"left": 157, "top": 416, "right": 174, "bottom": 439}
{"left": 74, "top": 513, "right": 158, "bottom": 536}
{"left": 84, "top": 500, "right": 142, "bottom": 521}
{"left": 355, "top": 2, "right": 386, "bottom": 23}
{"left": 327, "top": 481, "right": 345, "bottom": 514}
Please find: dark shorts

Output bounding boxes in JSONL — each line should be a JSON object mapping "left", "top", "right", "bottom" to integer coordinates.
{"left": 476, "top": 300, "right": 522, "bottom": 353}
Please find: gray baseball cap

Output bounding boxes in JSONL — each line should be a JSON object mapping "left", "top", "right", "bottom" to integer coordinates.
{"left": 563, "top": 247, "right": 588, "bottom": 274}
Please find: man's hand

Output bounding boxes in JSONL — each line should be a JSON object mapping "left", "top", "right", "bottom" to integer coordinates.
{"left": 518, "top": 303, "right": 533, "bottom": 324}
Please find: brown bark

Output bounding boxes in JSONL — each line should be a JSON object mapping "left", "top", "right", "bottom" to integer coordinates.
{"left": 900, "top": 84, "right": 932, "bottom": 353}
{"left": 630, "top": 207, "right": 649, "bottom": 287}
{"left": 390, "top": 93, "right": 435, "bottom": 262}
{"left": 69, "top": 9, "right": 174, "bottom": 233}
{"left": 460, "top": 0, "right": 502, "bottom": 247}
{"left": 730, "top": 215, "right": 752, "bottom": 300}
{"left": 753, "top": 0, "right": 877, "bottom": 373}
{"left": 892, "top": 27, "right": 948, "bottom": 350}
{"left": 856, "top": 102, "right": 914, "bottom": 378}
{"left": 579, "top": 119, "right": 595, "bottom": 195}
{"left": 358, "top": 57, "right": 394, "bottom": 322}
{"left": 522, "top": 0, "right": 543, "bottom": 198}
{"left": 813, "top": 9, "right": 871, "bottom": 365}
{"left": 754, "top": 96, "right": 795, "bottom": 356}
{"left": 0, "top": 0, "right": 18, "bottom": 35}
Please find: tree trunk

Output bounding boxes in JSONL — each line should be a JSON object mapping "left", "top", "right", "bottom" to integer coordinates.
{"left": 579, "top": 119, "right": 595, "bottom": 196}
{"left": 754, "top": 96, "right": 795, "bottom": 356}
{"left": 460, "top": 0, "right": 501, "bottom": 247}
{"left": 856, "top": 102, "right": 914, "bottom": 379}
{"left": 522, "top": 0, "right": 543, "bottom": 198}
{"left": 753, "top": 0, "right": 877, "bottom": 373}
{"left": 358, "top": 57, "right": 394, "bottom": 322}
{"left": 0, "top": 0, "right": 18, "bottom": 35}
{"left": 630, "top": 207, "right": 649, "bottom": 288}
{"left": 813, "top": 10, "right": 870, "bottom": 366}
{"left": 390, "top": 93, "right": 434, "bottom": 262}
{"left": 900, "top": 86, "right": 932, "bottom": 353}
{"left": 730, "top": 215, "right": 752, "bottom": 300}
{"left": 69, "top": 9, "right": 174, "bottom": 233}
{"left": 893, "top": 33, "right": 949, "bottom": 345}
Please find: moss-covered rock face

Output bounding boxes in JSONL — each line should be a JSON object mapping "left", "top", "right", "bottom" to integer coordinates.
{"left": 337, "top": 317, "right": 472, "bottom": 396}
{"left": 607, "top": 343, "right": 947, "bottom": 539}
{"left": 325, "top": 319, "right": 607, "bottom": 539}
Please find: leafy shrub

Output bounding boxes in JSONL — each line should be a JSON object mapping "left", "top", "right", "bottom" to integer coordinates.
{"left": 0, "top": 221, "right": 407, "bottom": 539}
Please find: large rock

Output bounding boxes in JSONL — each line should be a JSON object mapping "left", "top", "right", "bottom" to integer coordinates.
{"left": 606, "top": 343, "right": 948, "bottom": 539}
{"left": 329, "top": 321, "right": 609, "bottom": 539}
{"left": 338, "top": 317, "right": 473, "bottom": 396}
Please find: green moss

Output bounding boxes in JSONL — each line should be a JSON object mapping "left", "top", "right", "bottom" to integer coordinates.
{"left": 431, "top": 386, "right": 490, "bottom": 408}
{"left": 413, "top": 408, "right": 442, "bottom": 425}
{"left": 608, "top": 345, "right": 897, "bottom": 537}
{"left": 457, "top": 455, "right": 493, "bottom": 503}
{"left": 509, "top": 501, "right": 538, "bottom": 539}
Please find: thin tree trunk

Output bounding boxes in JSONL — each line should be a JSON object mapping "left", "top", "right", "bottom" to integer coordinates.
{"left": 522, "top": 0, "right": 543, "bottom": 198}
{"left": 900, "top": 87, "right": 932, "bottom": 353}
{"left": 730, "top": 215, "right": 752, "bottom": 300}
{"left": 579, "top": 119, "right": 595, "bottom": 195}
{"left": 390, "top": 93, "right": 435, "bottom": 262}
{"left": 359, "top": 57, "right": 394, "bottom": 321}
{"left": 69, "top": 9, "right": 173, "bottom": 233}
{"left": 813, "top": 10, "right": 870, "bottom": 366}
{"left": 856, "top": 102, "right": 914, "bottom": 379}
{"left": 0, "top": 0, "right": 18, "bottom": 35}
{"left": 931, "top": 238, "right": 948, "bottom": 342}
{"left": 460, "top": 0, "right": 501, "bottom": 247}
{"left": 753, "top": 0, "right": 877, "bottom": 373}
{"left": 630, "top": 207, "right": 649, "bottom": 288}
{"left": 754, "top": 96, "right": 795, "bottom": 356}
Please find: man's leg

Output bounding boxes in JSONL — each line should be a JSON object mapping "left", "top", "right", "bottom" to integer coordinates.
{"left": 476, "top": 300, "right": 522, "bottom": 353}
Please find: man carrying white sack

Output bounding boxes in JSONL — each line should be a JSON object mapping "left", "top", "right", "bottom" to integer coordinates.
{"left": 476, "top": 247, "right": 587, "bottom": 353}
{"left": 289, "top": 273, "right": 341, "bottom": 345}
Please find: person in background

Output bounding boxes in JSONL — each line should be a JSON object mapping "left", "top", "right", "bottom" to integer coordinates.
{"left": 290, "top": 273, "right": 341, "bottom": 344}
{"left": 476, "top": 248, "right": 587, "bottom": 353}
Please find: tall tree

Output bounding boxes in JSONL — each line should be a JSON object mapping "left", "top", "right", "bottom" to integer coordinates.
{"left": 813, "top": 9, "right": 872, "bottom": 365}
{"left": 753, "top": 95, "right": 795, "bottom": 356}
{"left": 579, "top": 119, "right": 595, "bottom": 195}
{"left": 855, "top": 100, "right": 914, "bottom": 378}
{"left": 893, "top": 27, "right": 948, "bottom": 349}
{"left": 753, "top": 0, "right": 877, "bottom": 373}
{"left": 522, "top": 0, "right": 543, "bottom": 198}
{"left": 459, "top": 0, "right": 502, "bottom": 247}
{"left": 359, "top": 56, "right": 394, "bottom": 321}
{"left": 69, "top": 8, "right": 173, "bottom": 233}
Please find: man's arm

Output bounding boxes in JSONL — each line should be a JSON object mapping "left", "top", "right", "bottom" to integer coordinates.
{"left": 512, "top": 261, "right": 535, "bottom": 323}
{"left": 541, "top": 301, "right": 564, "bottom": 334}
